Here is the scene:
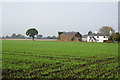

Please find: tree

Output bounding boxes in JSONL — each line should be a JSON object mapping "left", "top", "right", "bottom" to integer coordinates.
{"left": 99, "top": 26, "right": 115, "bottom": 34}
{"left": 6, "top": 35, "right": 10, "bottom": 38}
{"left": 26, "top": 28, "right": 38, "bottom": 41}
{"left": 2, "top": 36, "right": 4, "bottom": 39}
{"left": 112, "top": 32, "right": 120, "bottom": 42}
{"left": 71, "top": 37, "right": 75, "bottom": 41}
{"left": 16, "top": 34, "right": 25, "bottom": 39}
{"left": 51, "top": 36, "right": 57, "bottom": 39}
{"left": 37, "top": 34, "right": 43, "bottom": 39}
{"left": 57, "top": 36, "right": 61, "bottom": 40}
{"left": 11, "top": 33, "right": 17, "bottom": 38}
{"left": 58, "top": 32, "right": 64, "bottom": 36}
{"left": 58, "top": 32, "right": 65, "bottom": 40}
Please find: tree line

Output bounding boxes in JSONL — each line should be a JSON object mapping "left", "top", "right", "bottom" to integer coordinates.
{"left": 1, "top": 26, "right": 120, "bottom": 42}
{"left": 1, "top": 28, "right": 57, "bottom": 40}
{"left": 1, "top": 34, "right": 57, "bottom": 40}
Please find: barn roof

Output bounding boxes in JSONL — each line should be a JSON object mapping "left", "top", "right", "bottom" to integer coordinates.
{"left": 60, "top": 32, "right": 79, "bottom": 35}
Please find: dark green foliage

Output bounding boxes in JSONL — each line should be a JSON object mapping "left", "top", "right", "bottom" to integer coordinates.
{"left": 46, "top": 36, "right": 57, "bottom": 39}
{"left": 26, "top": 28, "right": 38, "bottom": 41}
{"left": 71, "top": 37, "right": 75, "bottom": 41}
{"left": 58, "top": 32, "right": 64, "bottom": 36}
{"left": 99, "top": 26, "right": 115, "bottom": 34}
{"left": 36, "top": 34, "right": 42, "bottom": 39}
{"left": 57, "top": 36, "right": 61, "bottom": 40}
{"left": 16, "top": 34, "right": 25, "bottom": 38}
{"left": 112, "top": 33, "right": 120, "bottom": 42}
{"left": 9, "top": 33, "right": 25, "bottom": 39}
{"left": 11, "top": 33, "right": 17, "bottom": 38}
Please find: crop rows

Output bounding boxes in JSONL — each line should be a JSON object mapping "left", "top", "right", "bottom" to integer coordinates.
{"left": 2, "top": 40, "right": 119, "bottom": 79}
{"left": 2, "top": 51, "right": 119, "bottom": 79}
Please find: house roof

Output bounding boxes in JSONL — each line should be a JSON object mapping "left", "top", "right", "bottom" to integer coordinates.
{"left": 82, "top": 33, "right": 109, "bottom": 38}
{"left": 60, "top": 32, "right": 79, "bottom": 35}
{"left": 89, "top": 33, "right": 109, "bottom": 36}
{"left": 82, "top": 35, "right": 88, "bottom": 38}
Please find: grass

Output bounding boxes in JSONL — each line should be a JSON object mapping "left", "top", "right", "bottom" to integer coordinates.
{"left": 2, "top": 40, "right": 119, "bottom": 79}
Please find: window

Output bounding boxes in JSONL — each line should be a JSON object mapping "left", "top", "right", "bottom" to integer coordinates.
{"left": 97, "top": 36, "right": 99, "bottom": 38}
{"left": 104, "top": 36, "right": 105, "bottom": 38}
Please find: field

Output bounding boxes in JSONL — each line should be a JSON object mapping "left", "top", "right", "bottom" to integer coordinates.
{"left": 2, "top": 40, "right": 119, "bottom": 79}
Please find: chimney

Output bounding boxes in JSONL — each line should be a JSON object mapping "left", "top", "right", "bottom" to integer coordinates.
{"left": 95, "top": 30, "right": 98, "bottom": 34}
{"left": 109, "top": 30, "right": 112, "bottom": 35}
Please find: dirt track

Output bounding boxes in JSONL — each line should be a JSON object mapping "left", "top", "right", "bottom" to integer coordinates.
{"left": 0, "top": 39, "right": 57, "bottom": 41}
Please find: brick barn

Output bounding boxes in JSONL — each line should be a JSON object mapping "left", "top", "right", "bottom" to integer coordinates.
{"left": 59, "top": 32, "right": 82, "bottom": 41}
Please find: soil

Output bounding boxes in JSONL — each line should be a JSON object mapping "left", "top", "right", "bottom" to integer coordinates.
{"left": 0, "top": 39, "right": 57, "bottom": 41}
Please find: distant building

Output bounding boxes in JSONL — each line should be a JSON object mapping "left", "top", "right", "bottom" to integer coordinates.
{"left": 59, "top": 32, "right": 82, "bottom": 41}
{"left": 87, "top": 33, "right": 109, "bottom": 42}
{"left": 86, "top": 30, "right": 112, "bottom": 42}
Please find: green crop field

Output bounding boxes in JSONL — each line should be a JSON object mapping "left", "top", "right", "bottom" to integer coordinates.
{"left": 2, "top": 40, "right": 119, "bottom": 79}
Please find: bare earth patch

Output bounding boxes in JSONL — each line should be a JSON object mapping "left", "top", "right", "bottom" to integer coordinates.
{"left": 0, "top": 39, "right": 57, "bottom": 41}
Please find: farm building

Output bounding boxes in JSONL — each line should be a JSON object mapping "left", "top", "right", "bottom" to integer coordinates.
{"left": 87, "top": 33, "right": 109, "bottom": 42}
{"left": 82, "top": 35, "right": 87, "bottom": 42}
{"left": 81, "top": 31, "right": 112, "bottom": 42}
{"left": 86, "top": 30, "right": 111, "bottom": 42}
{"left": 59, "top": 32, "right": 82, "bottom": 41}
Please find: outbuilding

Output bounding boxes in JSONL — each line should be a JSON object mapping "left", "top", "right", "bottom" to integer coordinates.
{"left": 59, "top": 32, "right": 82, "bottom": 41}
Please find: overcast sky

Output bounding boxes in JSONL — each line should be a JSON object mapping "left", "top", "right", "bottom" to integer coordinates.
{"left": 2, "top": 2, "right": 118, "bottom": 37}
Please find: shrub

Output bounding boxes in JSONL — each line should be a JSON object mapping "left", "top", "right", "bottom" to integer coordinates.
{"left": 71, "top": 37, "right": 75, "bottom": 41}
{"left": 57, "top": 36, "right": 61, "bottom": 40}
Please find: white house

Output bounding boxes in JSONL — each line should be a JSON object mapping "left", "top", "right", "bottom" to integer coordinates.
{"left": 82, "top": 31, "right": 112, "bottom": 42}
{"left": 87, "top": 34, "right": 109, "bottom": 42}
{"left": 87, "top": 32, "right": 109, "bottom": 42}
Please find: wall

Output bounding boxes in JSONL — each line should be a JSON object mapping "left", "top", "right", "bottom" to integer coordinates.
{"left": 60, "top": 35, "right": 80, "bottom": 41}
{"left": 87, "top": 36, "right": 108, "bottom": 42}
{"left": 82, "top": 38, "right": 87, "bottom": 42}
